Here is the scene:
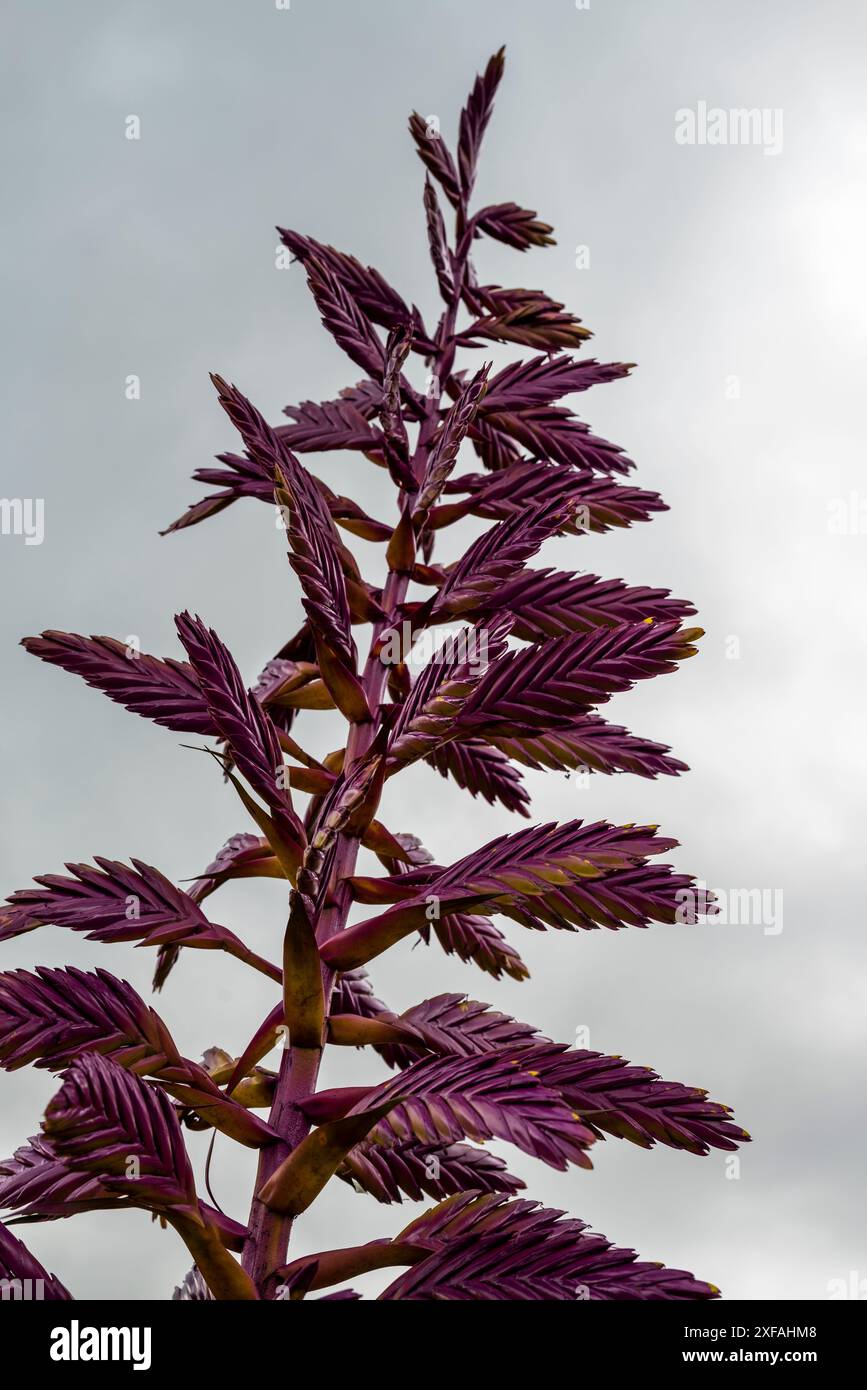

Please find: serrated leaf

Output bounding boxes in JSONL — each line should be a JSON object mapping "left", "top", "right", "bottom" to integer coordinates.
{"left": 423, "top": 177, "right": 454, "bottom": 302}
{"left": 482, "top": 404, "right": 634, "bottom": 474}
{"left": 185, "top": 834, "right": 281, "bottom": 904}
{"left": 2, "top": 857, "right": 248, "bottom": 955}
{"left": 373, "top": 993, "right": 547, "bottom": 1070}
{"left": 276, "top": 229, "right": 424, "bottom": 341}
{"left": 21, "top": 632, "right": 213, "bottom": 735}
{"left": 413, "top": 366, "right": 491, "bottom": 521}
{"left": 379, "top": 1192, "right": 720, "bottom": 1300}
{"left": 424, "top": 739, "right": 530, "bottom": 816}
{"left": 304, "top": 255, "right": 388, "bottom": 381}
{"left": 426, "top": 496, "right": 572, "bottom": 621}
{"left": 0, "top": 1222, "right": 73, "bottom": 1300}
{"left": 338, "top": 1138, "right": 524, "bottom": 1204}
{"left": 490, "top": 714, "right": 688, "bottom": 780}
{"left": 327, "top": 820, "right": 689, "bottom": 968}
{"left": 41, "top": 1054, "right": 199, "bottom": 1218}
{"left": 513, "top": 1046, "right": 750, "bottom": 1155}
{"left": 279, "top": 396, "right": 385, "bottom": 454}
{"left": 0, "top": 966, "right": 182, "bottom": 1076}
{"left": 421, "top": 912, "right": 528, "bottom": 982}
{"left": 175, "top": 611, "right": 306, "bottom": 865}
{"left": 457, "top": 47, "right": 505, "bottom": 196}
{"left": 346, "top": 1051, "right": 594, "bottom": 1170}
{"left": 408, "top": 113, "right": 461, "bottom": 209}
{"left": 475, "top": 203, "right": 555, "bottom": 251}
{"left": 483, "top": 568, "right": 697, "bottom": 640}
{"left": 481, "top": 355, "right": 631, "bottom": 412}
{"left": 460, "top": 284, "right": 591, "bottom": 351}
{"left": 434, "top": 463, "right": 668, "bottom": 536}
{"left": 386, "top": 615, "right": 511, "bottom": 768}
{"left": 458, "top": 620, "right": 703, "bottom": 734}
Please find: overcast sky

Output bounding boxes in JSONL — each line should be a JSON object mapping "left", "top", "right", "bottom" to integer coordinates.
{"left": 2, "top": 0, "right": 866, "bottom": 1301}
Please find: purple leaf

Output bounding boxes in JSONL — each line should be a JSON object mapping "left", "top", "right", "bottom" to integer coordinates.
{"left": 460, "top": 283, "right": 592, "bottom": 351}
{"left": 279, "top": 397, "right": 384, "bottom": 454}
{"left": 304, "top": 255, "right": 388, "bottom": 381}
{"left": 457, "top": 47, "right": 506, "bottom": 197}
{"left": 386, "top": 614, "right": 511, "bottom": 767}
{"left": 490, "top": 714, "right": 689, "bottom": 780}
{"left": 495, "top": 861, "right": 715, "bottom": 935}
{"left": 172, "top": 1265, "right": 213, "bottom": 1300}
{"left": 380, "top": 1192, "right": 720, "bottom": 1300}
{"left": 2, "top": 857, "right": 246, "bottom": 954}
{"left": 42, "top": 1054, "right": 199, "bottom": 1218}
{"left": 210, "top": 380, "right": 353, "bottom": 628}
{"left": 21, "top": 631, "right": 214, "bottom": 735}
{"left": 369, "top": 994, "right": 543, "bottom": 1074}
{"left": 487, "top": 568, "right": 697, "bottom": 640}
{"left": 427, "top": 496, "right": 573, "bottom": 620}
{"left": 0, "top": 1134, "right": 117, "bottom": 1220}
{"left": 357, "top": 999, "right": 747, "bottom": 1157}
{"left": 330, "top": 969, "right": 392, "bottom": 1026}
{"left": 276, "top": 229, "right": 426, "bottom": 343}
{"left": 328, "top": 820, "right": 699, "bottom": 968}
{"left": 424, "top": 739, "right": 530, "bottom": 817}
{"left": 209, "top": 379, "right": 364, "bottom": 715}
{"left": 339, "top": 1138, "right": 524, "bottom": 1205}
{"left": 423, "top": 177, "right": 454, "bottom": 302}
{"left": 482, "top": 404, "right": 634, "bottom": 474}
{"left": 408, "top": 113, "right": 461, "bottom": 209}
{"left": 0, "top": 965, "right": 276, "bottom": 1149}
{"left": 420, "top": 911, "right": 529, "bottom": 981}
{"left": 272, "top": 466, "right": 358, "bottom": 675}
{"left": 336, "top": 378, "right": 383, "bottom": 420}
{"left": 481, "top": 355, "right": 631, "bottom": 412}
{"left": 475, "top": 203, "right": 555, "bottom": 252}
{"left": 436, "top": 463, "right": 668, "bottom": 535}
{"left": 174, "top": 611, "right": 306, "bottom": 856}
{"left": 516, "top": 1046, "right": 750, "bottom": 1155}
{"left": 0, "top": 1222, "right": 73, "bottom": 1300}
{"left": 459, "top": 620, "right": 703, "bottom": 733}
{"left": 185, "top": 833, "right": 278, "bottom": 903}
{"left": 348, "top": 1050, "right": 595, "bottom": 1170}
{"left": 414, "top": 365, "right": 491, "bottom": 521}
{"left": 0, "top": 966, "right": 181, "bottom": 1075}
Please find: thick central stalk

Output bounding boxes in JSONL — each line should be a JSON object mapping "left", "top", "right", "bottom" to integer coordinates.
{"left": 241, "top": 234, "right": 469, "bottom": 1293}
{"left": 241, "top": 571, "right": 409, "bottom": 1290}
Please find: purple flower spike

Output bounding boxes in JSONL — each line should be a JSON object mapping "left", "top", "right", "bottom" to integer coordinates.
{"left": 4, "top": 45, "right": 743, "bottom": 1302}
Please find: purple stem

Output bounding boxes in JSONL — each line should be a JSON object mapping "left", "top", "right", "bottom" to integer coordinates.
{"left": 240, "top": 199, "right": 471, "bottom": 1295}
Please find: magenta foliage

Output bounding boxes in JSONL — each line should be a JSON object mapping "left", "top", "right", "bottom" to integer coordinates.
{"left": 3, "top": 47, "right": 747, "bottom": 1301}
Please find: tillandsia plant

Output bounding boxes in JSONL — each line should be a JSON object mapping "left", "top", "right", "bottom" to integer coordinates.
{"left": 1, "top": 47, "right": 748, "bottom": 1302}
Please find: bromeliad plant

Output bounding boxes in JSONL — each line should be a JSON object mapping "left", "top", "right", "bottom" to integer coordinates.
{"left": 1, "top": 47, "right": 747, "bottom": 1302}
